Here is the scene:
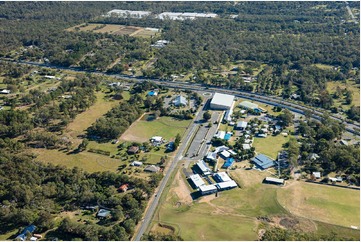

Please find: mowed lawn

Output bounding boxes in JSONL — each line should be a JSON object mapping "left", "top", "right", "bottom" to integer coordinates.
{"left": 33, "top": 149, "right": 122, "bottom": 173}
{"left": 253, "top": 134, "right": 290, "bottom": 160}
{"left": 277, "top": 181, "right": 360, "bottom": 228}
{"left": 120, "top": 116, "right": 191, "bottom": 142}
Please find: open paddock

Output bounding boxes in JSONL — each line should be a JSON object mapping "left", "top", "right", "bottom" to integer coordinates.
{"left": 277, "top": 181, "right": 360, "bottom": 228}
{"left": 67, "top": 23, "right": 159, "bottom": 37}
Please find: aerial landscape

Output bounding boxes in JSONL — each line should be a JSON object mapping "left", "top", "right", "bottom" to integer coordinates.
{"left": 0, "top": 1, "right": 360, "bottom": 241}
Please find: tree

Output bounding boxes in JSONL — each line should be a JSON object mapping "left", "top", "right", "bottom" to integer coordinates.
{"left": 278, "top": 109, "right": 294, "bottom": 126}
{"left": 77, "top": 138, "right": 89, "bottom": 151}
{"left": 203, "top": 111, "right": 211, "bottom": 121}
{"left": 174, "top": 133, "right": 181, "bottom": 149}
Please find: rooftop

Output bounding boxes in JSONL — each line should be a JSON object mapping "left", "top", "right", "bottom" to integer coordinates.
{"left": 239, "top": 101, "right": 259, "bottom": 110}
{"left": 189, "top": 174, "right": 205, "bottom": 188}
{"left": 252, "top": 154, "right": 274, "bottom": 169}
{"left": 214, "top": 172, "right": 232, "bottom": 182}
{"left": 210, "top": 93, "right": 235, "bottom": 109}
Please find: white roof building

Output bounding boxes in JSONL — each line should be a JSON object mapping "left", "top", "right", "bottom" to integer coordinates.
{"left": 0, "top": 89, "right": 11, "bottom": 94}
{"left": 242, "top": 144, "right": 251, "bottom": 150}
{"left": 219, "top": 150, "right": 231, "bottom": 159}
{"left": 206, "top": 151, "right": 217, "bottom": 161}
{"left": 189, "top": 174, "right": 205, "bottom": 188}
{"left": 214, "top": 145, "right": 229, "bottom": 153}
{"left": 173, "top": 95, "right": 188, "bottom": 106}
{"left": 214, "top": 172, "right": 232, "bottom": 182}
{"left": 264, "top": 177, "right": 284, "bottom": 185}
{"left": 312, "top": 172, "right": 321, "bottom": 179}
{"left": 107, "top": 9, "right": 151, "bottom": 18}
{"left": 196, "top": 160, "right": 212, "bottom": 175}
{"left": 210, "top": 93, "right": 235, "bottom": 110}
{"left": 216, "top": 180, "right": 237, "bottom": 190}
{"left": 199, "top": 184, "right": 218, "bottom": 195}
{"left": 214, "top": 130, "right": 226, "bottom": 139}
{"left": 131, "top": 161, "right": 143, "bottom": 166}
{"left": 151, "top": 136, "right": 163, "bottom": 142}
{"left": 236, "top": 121, "right": 248, "bottom": 130}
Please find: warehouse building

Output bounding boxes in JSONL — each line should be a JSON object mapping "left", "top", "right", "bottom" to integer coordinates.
{"left": 252, "top": 154, "right": 275, "bottom": 170}
{"left": 210, "top": 93, "right": 235, "bottom": 110}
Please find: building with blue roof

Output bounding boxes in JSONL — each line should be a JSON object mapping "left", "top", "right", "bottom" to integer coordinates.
{"left": 222, "top": 157, "right": 234, "bottom": 168}
{"left": 252, "top": 154, "right": 275, "bottom": 169}
{"left": 147, "top": 90, "right": 158, "bottom": 96}
{"left": 16, "top": 225, "right": 36, "bottom": 241}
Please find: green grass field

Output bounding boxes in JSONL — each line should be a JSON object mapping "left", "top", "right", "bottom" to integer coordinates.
{"left": 253, "top": 134, "right": 290, "bottom": 159}
{"left": 34, "top": 149, "right": 122, "bottom": 173}
{"left": 120, "top": 116, "right": 191, "bottom": 142}
{"left": 277, "top": 181, "right": 360, "bottom": 228}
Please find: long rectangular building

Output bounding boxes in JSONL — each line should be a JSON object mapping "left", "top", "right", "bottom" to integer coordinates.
{"left": 196, "top": 160, "right": 212, "bottom": 175}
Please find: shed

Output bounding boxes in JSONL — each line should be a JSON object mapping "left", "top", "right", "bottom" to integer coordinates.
{"left": 147, "top": 91, "right": 158, "bottom": 96}
{"left": 131, "top": 161, "right": 143, "bottom": 166}
{"left": 127, "top": 146, "right": 139, "bottom": 154}
{"left": 263, "top": 177, "right": 284, "bottom": 185}
{"left": 252, "top": 154, "right": 275, "bottom": 170}
{"left": 144, "top": 165, "right": 160, "bottom": 173}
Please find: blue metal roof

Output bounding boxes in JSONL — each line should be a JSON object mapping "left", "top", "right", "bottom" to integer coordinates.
{"left": 252, "top": 154, "right": 274, "bottom": 169}
{"left": 16, "top": 225, "right": 36, "bottom": 240}
{"left": 222, "top": 157, "right": 234, "bottom": 168}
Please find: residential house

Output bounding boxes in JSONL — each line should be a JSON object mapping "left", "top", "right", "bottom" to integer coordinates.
{"left": 97, "top": 209, "right": 111, "bottom": 219}
{"left": 118, "top": 184, "right": 129, "bottom": 192}
{"left": 131, "top": 161, "right": 143, "bottom": 166}
{"left": 127, "top": 146, "right": 140, "bottom": 155}
{"left": 144, "top": 165, "right": 160, "bottom": 173}
{"left": 236, "top": 121, "right": 248, "bottom": 130}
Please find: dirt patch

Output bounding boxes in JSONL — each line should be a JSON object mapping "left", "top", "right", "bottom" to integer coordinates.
{"left": 169, "top": 171, "right": 192, "bottom": 205}
{"left": 270, "top": 215, "right": 317, "bottom": 233}
{"left": 198, "top": 193, "right": 217, "bottom": 203}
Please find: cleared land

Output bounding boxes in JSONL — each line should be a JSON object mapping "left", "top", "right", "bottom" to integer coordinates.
{"left": 277, "top": 181, "right": 360, "bottom": 228}
{"left": 66, "top": 92, "right": 121, "bottom": 145}
{"left": 120, "top": 116, "right": 191, "bottom": 142}
{"left": 67, "top": 23, "right": 159, "bottom": 38}
{"left": 33, "top": 149, "right": 121, "bottom": 173}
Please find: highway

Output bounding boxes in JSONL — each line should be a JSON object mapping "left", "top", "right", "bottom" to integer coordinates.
{"left": 1, "top": 58, "right": 359, "bottom": 136}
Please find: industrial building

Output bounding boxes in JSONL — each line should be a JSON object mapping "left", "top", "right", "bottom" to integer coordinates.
{"left": 106, "top": 9, "right": 151, "bottom": 18}
{"left": 210, "top": 93, "right": 235, "bottom": 110}
{"left": 158, "top": 12, "right": 217, "bottom": 20}
{"left": 252, "top": 154, "right": 275, "bottom": 170}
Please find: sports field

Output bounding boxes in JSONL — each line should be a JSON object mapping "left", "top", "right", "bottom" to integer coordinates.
{"left": 120, "top": 116, "right": 191, "bottom": 142}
